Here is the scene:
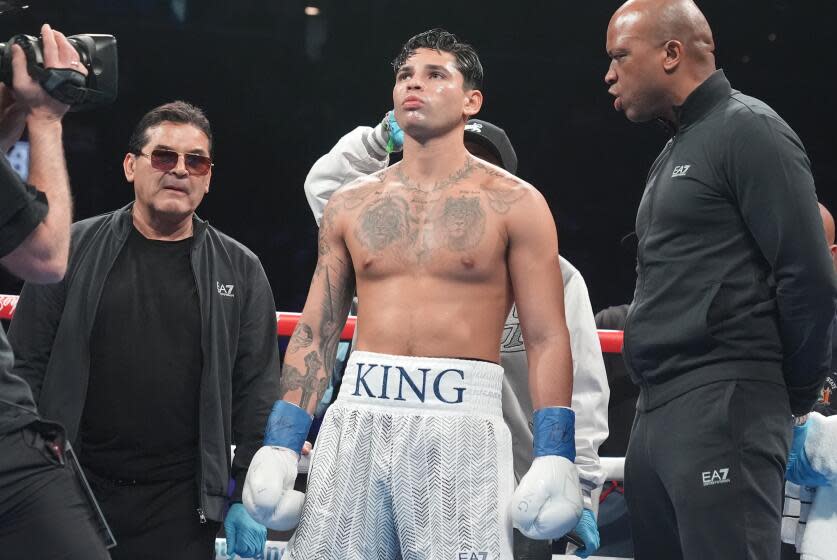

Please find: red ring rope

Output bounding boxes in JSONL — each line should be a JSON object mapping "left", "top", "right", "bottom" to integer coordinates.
{"left": 0, "top": 295, "right": 624, "bottom": 353}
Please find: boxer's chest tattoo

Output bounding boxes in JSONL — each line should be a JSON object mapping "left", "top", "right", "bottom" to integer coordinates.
{"left": 354, "top": 195, "right": 416, "bottom": 252}
{"left": 344, "top": 160, "right": 526, "bottom": 262}
{"left": 438, "top": 196, "right": 485, "bottom": 251}
{"left": 353, "top": 192, "right": 487, "bottom": 258}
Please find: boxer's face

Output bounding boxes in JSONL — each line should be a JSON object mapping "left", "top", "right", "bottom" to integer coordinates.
{"left": 124, "top": 122, "right": 212, "bottom": 223}
{"left": 393, "top": 48, "right": 481, "bottom": 140}
{"left": 605, "top": 11, "right": 668, "bottom": 122}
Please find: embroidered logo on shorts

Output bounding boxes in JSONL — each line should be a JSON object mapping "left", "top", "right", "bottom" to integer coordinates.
{"left": 216, "top": 282, "right": 235, "bottom": 297}
{"left": 671, "top": 164, "right": 691, "bottom": 177}
{"left": 457, "top": 552, "right": 488, "bottom": 560}
{"left": 701, "top": 467, "right": 730, "bottom": 486}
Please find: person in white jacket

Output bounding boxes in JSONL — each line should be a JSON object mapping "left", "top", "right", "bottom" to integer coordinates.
{"left": 303, "top": 113, "right": 610, "bottom": 559}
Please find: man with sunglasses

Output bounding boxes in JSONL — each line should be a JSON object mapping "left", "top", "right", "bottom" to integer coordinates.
{"left": 8, "top": 101, "right": 280, "bottom": 560}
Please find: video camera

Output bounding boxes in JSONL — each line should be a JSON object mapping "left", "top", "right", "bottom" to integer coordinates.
{"left": 0, "top": 32, "right": 118, "bottom": 111}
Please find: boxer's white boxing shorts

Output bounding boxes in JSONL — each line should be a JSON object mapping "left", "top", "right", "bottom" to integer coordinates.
{"left": 284, "top": 351, "right": 514, "bottom": 560}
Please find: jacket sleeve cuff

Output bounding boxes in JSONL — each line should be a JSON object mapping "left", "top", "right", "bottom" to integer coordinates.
{"left": 230, "top": 469, "right": 246, "bottom": 503}
{"left": 366, "top": 122, "right": 392, "bottom": 160}
{"left": 788, "top": 387, "right": 823, "bottom": 418}
{"left": 581, "top": 486, "right": 594, "bottom": 511}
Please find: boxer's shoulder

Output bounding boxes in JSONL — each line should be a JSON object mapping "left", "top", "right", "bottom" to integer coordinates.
{"left": 324, "top": 175, "right": 386, "bottom": 225}
{"left": 470, "top": 158, "right": 537, "bottom": 216}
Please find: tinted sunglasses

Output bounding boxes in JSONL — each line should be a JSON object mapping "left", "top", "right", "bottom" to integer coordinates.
{"left": 139, "top": 149, "right": 213, "bottom": 176}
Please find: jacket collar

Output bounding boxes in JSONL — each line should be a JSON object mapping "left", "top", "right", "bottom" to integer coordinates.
{"left": 112, "top": 202, "right": 208, "bottom": 244}
{"left": 672, "top": 69, "right": 731, "bottom": 131}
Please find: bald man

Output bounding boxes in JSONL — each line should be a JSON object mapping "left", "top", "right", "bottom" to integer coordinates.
{"left": 605, "top": 1, "right": 837, "bottom": 558}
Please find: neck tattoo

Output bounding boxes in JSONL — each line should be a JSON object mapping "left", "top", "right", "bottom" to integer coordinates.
{"left": 395, "top": 157, "right": 475, "bottom": 194}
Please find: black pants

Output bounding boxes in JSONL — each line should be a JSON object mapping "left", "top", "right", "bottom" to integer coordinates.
{"left": 0, "top": 425, "right": 111, "bottom": 559}
{"left": 85, "top": 468, "right": 221, "bottom": 560}
{"left": 780, "top": 542, "right": 801, "bottom": 559}
{"left": 625, "top": 379, "right": 791, "bottom": 560}
{"left": 513, "top": 528, "right": 551, "bottom": 559}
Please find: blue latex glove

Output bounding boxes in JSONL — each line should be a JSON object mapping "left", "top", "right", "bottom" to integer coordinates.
{"left": 225, "top": 502, "right": 267, "bottom": 559}
{"left": 573, "top": 508, "right": 600, "bottom": 558}
{"left": 384, "top": 111, "right": 404, "bottom": 153}
{"left": 786, "top": 422, "right": 830, "bottom": 487}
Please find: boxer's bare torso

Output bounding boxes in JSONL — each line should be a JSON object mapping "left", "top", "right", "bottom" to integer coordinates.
{"left": 282, "top": 47, "right": 572, "bottom": 414}
{"left": 324, "top": 155, "right": 531, "bottom": 363}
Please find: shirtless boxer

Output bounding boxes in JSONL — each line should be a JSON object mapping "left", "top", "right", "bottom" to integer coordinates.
{"left": 244, "top": 28, "right": 583, "bottom": 559}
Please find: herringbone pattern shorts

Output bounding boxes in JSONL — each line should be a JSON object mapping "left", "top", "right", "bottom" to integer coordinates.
{"left": 285, "top": 352, "right": 514, "bottom": 560}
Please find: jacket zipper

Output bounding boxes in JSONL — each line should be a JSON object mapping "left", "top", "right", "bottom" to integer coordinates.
{"left": 624, "top": 135, "right": 678, "bottom": 391}
{"left": 192, "top": 245, "right": 208, "bottom": 524}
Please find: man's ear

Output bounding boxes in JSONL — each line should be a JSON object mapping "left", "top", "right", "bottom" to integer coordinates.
{"left": 123, "top": 153, "right": 137, "bottom": 182}
{"left": 464, "top": 88, "right": 483, "bottom": 118}
{"left": 662, "top": 39, "right": 684, "bottom": 73}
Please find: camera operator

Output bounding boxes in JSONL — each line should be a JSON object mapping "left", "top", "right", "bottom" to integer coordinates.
{"left": 0, "top": 23, "right": 111, "bottom": 558}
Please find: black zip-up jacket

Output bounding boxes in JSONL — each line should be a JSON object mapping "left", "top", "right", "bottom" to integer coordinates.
{"left": 8, "top": 204, "right": 282, "bottom": 521}
{"left": 624, "top": 70, "right": 836, "bottom": 416}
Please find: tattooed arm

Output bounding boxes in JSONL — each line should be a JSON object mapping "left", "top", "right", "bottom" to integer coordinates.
{"left": 244, "top": 196, "right": 355, "bottom": 529}
{"left": 505, "top": 186, "right": 573, "bottom": 409}
{"left": 280, "top": 195, "right": 356, "bottom": 414}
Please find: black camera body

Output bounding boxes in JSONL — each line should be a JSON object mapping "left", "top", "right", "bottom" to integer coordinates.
{"left": 0, "top": 33, "right": 118, "bottom": 111}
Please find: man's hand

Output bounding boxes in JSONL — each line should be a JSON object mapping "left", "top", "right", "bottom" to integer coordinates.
{"left": 572, "top": 509, "right": 600, "bottom": 558}
{"left": 224, "top": 503, "right": 267, "bottom": 559}
{"left": 786, "top": 421, "right": 830, "bottom": 487}
{"left": 383, "top": 111, "right": 403, "bottom": 153}
{"left": 511, "top": 407, "right": 583, "bottom": 540}
{"left": 10, "top": 24, "right": 87, "bottom": 123}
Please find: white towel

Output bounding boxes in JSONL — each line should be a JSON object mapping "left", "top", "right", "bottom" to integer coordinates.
{"left": 804, "top": 412, "right": 837, "bottom": 481}
{"left": 799, "top": 412, "right": 837, "bottom": 560}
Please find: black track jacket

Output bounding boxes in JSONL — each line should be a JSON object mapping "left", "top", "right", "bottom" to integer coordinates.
{"left": 8, "top": 204, "right": 282, "bottom": 521}
{"left": 624, "top": 70, "right": 836, "bottom": 416}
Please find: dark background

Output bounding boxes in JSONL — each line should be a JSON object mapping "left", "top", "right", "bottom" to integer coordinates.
{"left": 1, "top": 0, "right": 834, "bottom": 315}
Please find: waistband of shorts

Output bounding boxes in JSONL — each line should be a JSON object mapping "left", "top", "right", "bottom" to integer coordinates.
{"left": 337, "top": 351, "right": 504, "bottom": 415}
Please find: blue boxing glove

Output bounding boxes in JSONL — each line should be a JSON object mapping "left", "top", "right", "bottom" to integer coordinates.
{"left": 572, "top": 509, "right": 600, "bottom": 558}
{"left": 383, "top": 111, "right": 404, "bottom": 153}
{"left": 243, "top": 400, "right": 312, "bottom": 530}
{"left": 224, "top": 503, "right": 267, "bottom": 559}
{"left": 786, "top": 421, "right": 830, "bottom": 487}
{"left": 511, "top": 407, "right": 583, "bottom": 540}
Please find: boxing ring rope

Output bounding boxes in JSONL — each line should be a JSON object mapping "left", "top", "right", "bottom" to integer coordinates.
{"left": 1, "top": 295, "right": 625, "bottom": 353}
{"left": 2, "top": 294, "right": 628, "bottom": 559}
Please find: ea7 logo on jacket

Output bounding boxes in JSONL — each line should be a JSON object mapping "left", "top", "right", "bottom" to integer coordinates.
{"left": 216, "top": 282, "right": 234, "bottom": 297}
{"left": 671, "top": 164, "right": 691, "bottom": 177}
{"left": 701, "top": 467, "right": 730, "bottom": 487}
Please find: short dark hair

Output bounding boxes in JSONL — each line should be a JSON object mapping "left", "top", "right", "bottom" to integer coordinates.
{"left": 128, "top": 100, "right": 213, "bottom": 156}
{"left": 392, "top": 28, "right": 483, "bottom": 90}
